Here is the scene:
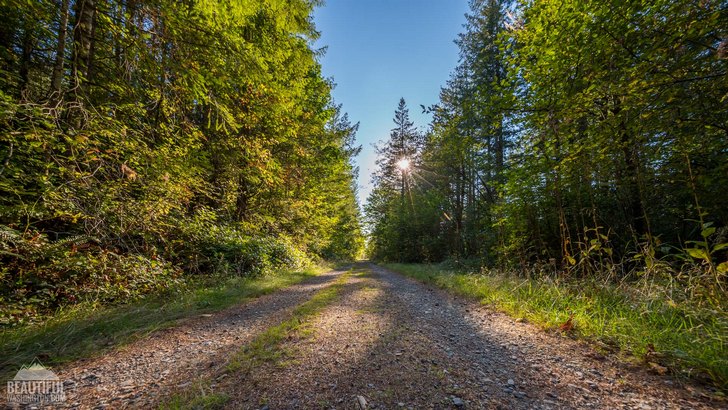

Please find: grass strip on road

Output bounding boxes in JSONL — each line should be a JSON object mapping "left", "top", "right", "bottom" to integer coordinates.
{"left": 227, "top": 269, "right": 352, "bottom": 372}
{"left": 384, "top": 263, "right": 728, "bottom": 392}
{"left": 162, "top": 269, "right": 354, "bottom": 409}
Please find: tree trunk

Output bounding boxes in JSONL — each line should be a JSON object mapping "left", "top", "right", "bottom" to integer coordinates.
{"left": 494, "top": 108, "right": 504, "bottom": 182}
{"left": 614, "top": 99, "right": 647, "bottom": 237}
{"left": 71, "top": 0, "right": 96, "bottom": 96}
{"left": 235, "top": 172, "right": 250, "bottom": 222}
{"left": 0, "top": 9, "right": 18, "bottom": 80}
{"left": 86, "top": 4, "right": 98, "bottom": 88}
{"left": 50, "top": 0, "right": 71, "bottom": 101}
{"left": 454, "top": 162, "right": 465, "bottom": 256}
{"left": 18, "top": 20, "right": 34, "bottom": 98}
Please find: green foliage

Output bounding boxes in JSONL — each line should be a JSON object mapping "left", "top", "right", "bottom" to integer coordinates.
{"left": 683, "top": 220, "right": 728, "bottom": 284}
{"left": 0, "top": 0, "right": 363, "bottom": 324}
{"left": 365, "top": 0, "right": 727, "bottom": 298}
{"left": 201, "top": 235, "right": 310, "bottom": 277}
{"left": 161, "top": 391, "right": 230, "bottom": 410}
{"left": 169, "top": 211, "right": 311, "bottom": 276}
{"left": 499, "top": 0, "right": 728, "bottom": 272}
{"left": 0, "top": 225, "right": 181, "bottom": 326}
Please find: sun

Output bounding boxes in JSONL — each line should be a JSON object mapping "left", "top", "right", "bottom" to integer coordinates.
{"left": 396, "top": 158, "right": 411, "bottom": 171}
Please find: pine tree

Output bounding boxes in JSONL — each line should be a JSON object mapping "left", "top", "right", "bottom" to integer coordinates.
{"left": 365, "top": 98, "right": 422, "bottom": 261}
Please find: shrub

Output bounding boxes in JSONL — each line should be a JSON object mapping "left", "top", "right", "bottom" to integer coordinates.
{"left": 198, "top": 235, "right": 309, "bottom": 276}
{"left": 0, "top": 210, "right": 312, "bottom": 327}
{"left": 0, "top": 225, "right": 181, "bottom": 326}
{"left": 168, "top": 209, "right": 310, "bottom": 277}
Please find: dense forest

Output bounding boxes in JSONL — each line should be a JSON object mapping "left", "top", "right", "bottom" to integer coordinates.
{"left": 366, "top": 0, "right": 727, "bottom": 294}
{"left": 0, "top": 0, "right": 363, "bottom": 325}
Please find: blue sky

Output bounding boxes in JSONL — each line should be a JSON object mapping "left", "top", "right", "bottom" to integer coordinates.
{"left": 313, "top": 0, "right": 469, "bottom": 205}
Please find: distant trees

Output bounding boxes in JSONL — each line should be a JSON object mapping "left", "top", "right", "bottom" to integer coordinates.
{"left": 366, "top": 0, "right": 727, "bottom": 286}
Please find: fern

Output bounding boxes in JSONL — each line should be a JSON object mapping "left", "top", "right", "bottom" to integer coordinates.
{"left": 50, "top": 234, "right": 95, "bottom": 249}
{"left": 0, "top": 249, "right": 23, "bottom": 259}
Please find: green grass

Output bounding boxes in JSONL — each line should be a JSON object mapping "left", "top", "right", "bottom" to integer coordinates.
{"left": 0, "top": 265, "right": 328, "bottom": 382}
{"left": 160, "top": 389, "right": 230, "bottom": 410}
{"left": 385, "top": 263, "right": 728, "bottom": 391}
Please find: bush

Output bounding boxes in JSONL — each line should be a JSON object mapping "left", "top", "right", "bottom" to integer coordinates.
{"left": 169, "top": 209, "right": 310, "bottom": 277}
{"left": 0, "top": 210, "right": 312, "bottom": 327}
{"left": 0, "top": 225, "right": 181, "bottom": 326}
{"left": 198, "top": 235, "right": 310, "bottom": 276}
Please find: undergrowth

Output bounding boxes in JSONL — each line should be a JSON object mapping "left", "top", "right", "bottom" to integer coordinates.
{"left": 385, "top": 263, "right": 728, "bottom": 392}
{"left": 160, "top": 384, "right": 230, "bottom": 410}
{"left": 0, "top": 222, "right": 313, "bottom": 327}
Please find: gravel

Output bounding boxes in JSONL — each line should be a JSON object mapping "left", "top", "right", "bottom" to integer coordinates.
{"left": 49, "top": 269, "right": 345, "bottom": 409}
{"left": 222, "top": 263, "right": 724, "bottom": 409}
{"left": 18, "top": 263, "right": 725, "bottom": 409}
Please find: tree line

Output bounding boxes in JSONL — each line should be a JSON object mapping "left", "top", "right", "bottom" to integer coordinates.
{"left": 366, "top": 0, "right": 727, "bottom": 292}
{"left": 0, "top": 0, "right": 363, "bottom": 324}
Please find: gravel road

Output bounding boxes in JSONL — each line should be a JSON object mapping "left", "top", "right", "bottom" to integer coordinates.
{"left": 50, "top": 269, "right": 344, "bottom": 409}
{"left": 21, "top": 263, "right": 724, "bottom": 409}
{"left": 221, "top": 263, "right": 723, "bottom": 409}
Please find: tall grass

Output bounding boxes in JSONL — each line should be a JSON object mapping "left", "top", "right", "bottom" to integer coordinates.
{"left": 385, "top": 263, "right": 728, "bottom": 391}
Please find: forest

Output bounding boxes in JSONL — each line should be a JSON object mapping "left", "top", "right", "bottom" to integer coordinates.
{"left": 0, "top": 0, "right": 364, "bottom": 325}
{"left": 1, "top": 0, "right": 727, "bottom": 398}
{"left": 366, "top": 0, "right": 727, "bottom": 291}
{"left": 364, "top": 0, "right": 727, "bottom": 387}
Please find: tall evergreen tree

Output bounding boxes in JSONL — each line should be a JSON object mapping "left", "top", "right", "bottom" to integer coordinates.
{"left": 0, "top": 0, "right": 365, "bottom": 321}
{"left": 365, "top": 98, "right": 422, "bottom": 261}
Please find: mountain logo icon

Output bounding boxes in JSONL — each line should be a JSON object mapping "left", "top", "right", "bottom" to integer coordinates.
{"left": 12, "top": 360, "right": 60, "bottom": 381}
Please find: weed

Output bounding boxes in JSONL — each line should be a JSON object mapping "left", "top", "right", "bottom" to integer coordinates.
{"left": 160, "top": 381, "right": 230, "bottom": 410}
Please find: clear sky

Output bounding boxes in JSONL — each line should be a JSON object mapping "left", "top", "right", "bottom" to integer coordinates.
{"left": 313, "top": 0, "right": 469, "bottom": 206}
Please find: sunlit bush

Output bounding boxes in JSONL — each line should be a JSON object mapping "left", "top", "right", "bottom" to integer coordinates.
{"left": 0, "top": 225, "right": 181, "bottom": 326}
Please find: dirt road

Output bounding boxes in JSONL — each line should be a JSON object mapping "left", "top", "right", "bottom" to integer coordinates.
{"left": 50, "top": 264, "right": 722, "bottom": 409}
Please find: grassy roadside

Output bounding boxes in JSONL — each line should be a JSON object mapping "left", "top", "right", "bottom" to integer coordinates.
{"left": 162, "top": 269, "right": 355, "bottom": 409}
{"left": 0, "top": 265, "right": 330, "bottom": 382}
{"left": 385, "top": 263, "right": 728, "bottom": 391}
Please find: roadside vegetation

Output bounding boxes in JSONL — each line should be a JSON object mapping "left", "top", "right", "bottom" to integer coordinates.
{"left": 0, "top": 265, "right": 327, "bottom": 382}
{"left": 386, "top": 262, "right": 727, "bottom": 391}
